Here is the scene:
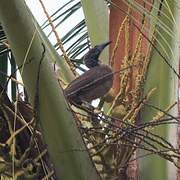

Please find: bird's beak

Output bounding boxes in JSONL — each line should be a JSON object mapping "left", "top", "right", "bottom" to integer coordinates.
{"left": 97, "top": 41, "right": 111, "bottom": 52}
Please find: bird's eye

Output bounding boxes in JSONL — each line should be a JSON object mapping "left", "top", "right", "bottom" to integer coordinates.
{"left": 95, "top": 50, "right": 100, "bottom": 55}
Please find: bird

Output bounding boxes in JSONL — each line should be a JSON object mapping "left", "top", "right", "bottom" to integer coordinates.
{"left": 64, "top": 41, "right": 113, "bottom": 106}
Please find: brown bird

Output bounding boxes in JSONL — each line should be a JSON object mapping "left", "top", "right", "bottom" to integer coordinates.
{"left": 64, "top": 41, "right": 113, "bottom": 105}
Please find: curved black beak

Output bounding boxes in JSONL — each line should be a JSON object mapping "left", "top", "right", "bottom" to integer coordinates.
{"left": 96, "top": 41, "right": 111, "bottom": 52}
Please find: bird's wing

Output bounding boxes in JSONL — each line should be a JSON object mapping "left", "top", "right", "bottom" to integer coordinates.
{"left": 65, "top": 65, "right": 112, "bottom": 96}
{"left": 65, "top": 67, "right": 100, "bottom": 95}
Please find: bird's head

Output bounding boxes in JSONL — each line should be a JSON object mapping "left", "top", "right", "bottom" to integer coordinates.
{"left": 83, "top": 41, "right": 111, "bottom": 68}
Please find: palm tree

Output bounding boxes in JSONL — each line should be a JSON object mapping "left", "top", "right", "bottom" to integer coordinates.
{"left": 0, "top": 0, "right": 179, "bottom": 179}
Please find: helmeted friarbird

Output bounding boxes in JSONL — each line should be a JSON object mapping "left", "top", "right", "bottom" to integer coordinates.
{"left": 64, "top": 41, "right": 113, "bottom": 105}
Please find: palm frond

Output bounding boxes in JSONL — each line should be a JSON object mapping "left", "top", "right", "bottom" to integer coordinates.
{"left": 40, "top": 0, "right": 90, "bottom": 69}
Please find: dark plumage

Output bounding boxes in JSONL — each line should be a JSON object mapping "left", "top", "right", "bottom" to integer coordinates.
{"left": 83, "top": 42, "right": 111, "bottom": 68}
{"left": 64, "top": 41, "right": 113, "bottom": 105}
